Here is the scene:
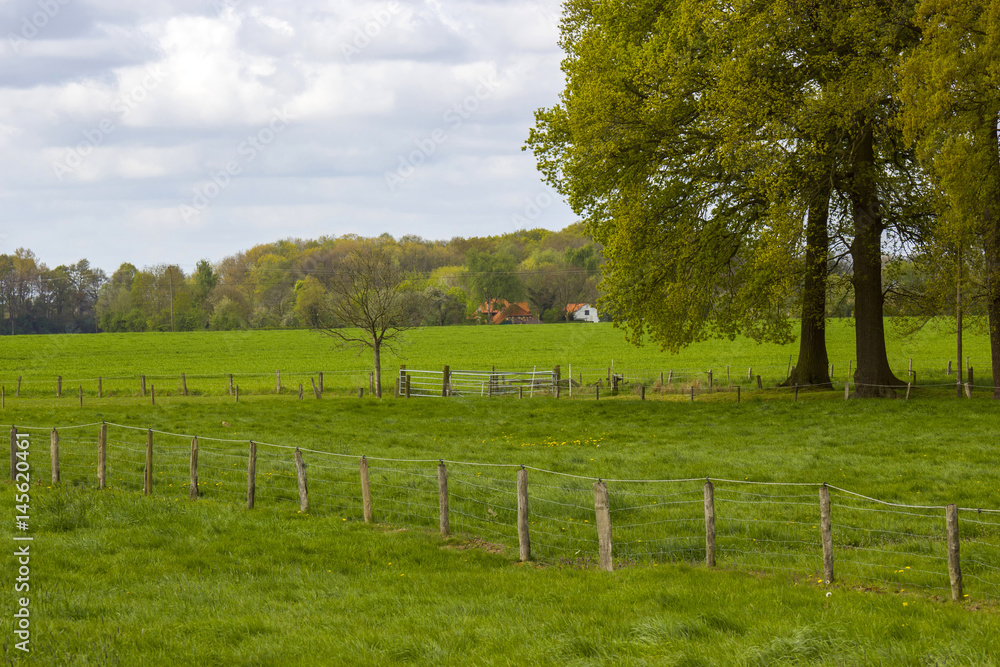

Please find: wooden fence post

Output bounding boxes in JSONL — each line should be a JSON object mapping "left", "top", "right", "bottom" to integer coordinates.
{"left": 405, "top": 375, "right": 411, "bottom": 398}
{"left": 820, "top": 484, "right": 834, "bottom": 583}
{"left": 756, "top": 375, "right": 762, "bottom": 390}
{"left": 517, "top": 467, "right": 531, "bottom": 562}
{"left": 246, "top": 440, "right": 257, "bottom": 509}
{"left": 228, "top": 374, "right": 234, "bottom": 395}
{"left": 968, "top": 367, "right": 974, "bottom": 392}
{"left": 443, "top": 365, "right": 450, "bottom": 397}
{"left": 438, "top": 461, "right": 449, "bottom": 537}
{"left": 668, "top": 370, "right": 673, "bottom": 384}
{"left": 358, "top": 387, "right": 363, "bottom": 399}
{"left": 16, "top": 376, "right": 21, "bottom": 397}
{"left": 141, "top": 374, "right": 146, "bottom": 396}
{"left": 311, "top": 377, "right": 320, "bottom": 399}
{"left": 965, "top": 382, "right": 972, "bottom": 399}
{"left": 705, "top": 479, "right": 716, "bottom": 567}
{"left": 2, "top": 386, "right": 4, "bottom": 409}
{"left": 708, "top": 369, "right": 713, "bottom": 389}
{"left": 640, "top": 384, "right": 645, "bottom": 400}
{"left": 844, "top": 379, "right": 850, "bottom": 400}
{"left": 369, "top": 371, "right": 374, "bottom": 395}
{"left": 594, "top": 479, "right": 613, "bottom": 572}
{"left": 947, "top": 503, "right": 963, "bottom": 602}
{"left": 57, "top": 376, "right": 62, "bottom": 398}
{"left": 144, "top": 429, "right": 153, "bottom": 496}
{"left": 181, "top": 373, "right": 188, "bottom": 396}
{"left": 9, "top": 426, "right": 16, "bottom": 481}
{"left": 748, "top": 366, "right": 752, "bottom": 380}
{"left": 235, "top": 385, "right": 239, "bottom": 402}
{"left": 726, "top": 365, "right": 730, "bottom": 384}
{"left": 50, "top": 429, "right": 59, "bottom": 484}
{"left": 295, "top": 448, "right": 308, "bottom": 513}
{"left": 595, "top": 385, "right": 600, "bottom": 401}
{"left": 79, "top": 385, "right": 83, "bottom": 407}
{"left": 318, "top": 372, "right": 324, "bottom": 394}
{"left": 519, "top": 386, "right": 524, "bottom": 399}
{"left": 906, "top": 382, "right": 912, "bottom": 400}
{"left": 151, "top": 385, "right": 155, "bottom": 405}
{"left": 276, "top": 370, "right": 281, "bottom": 393}
{"left": 360, "top": 456, "right": 373, "bottom": 523}
{"left": 298, "top": 383, "right": 303, "bottom": 400}
{"left": 98, "top": 377, "right": 102, "bottom": 399}
{"left": 190, "top": 436, "right": 199, "bottom": 500}
{"left": 690, "top": 386, "right": 695, "bottom": 402}
{"left": 98, "top": 422, "right": 107, "bottom": 490}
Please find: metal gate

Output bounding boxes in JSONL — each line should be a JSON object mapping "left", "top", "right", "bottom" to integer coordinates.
{"left": 397, "top": 368, "right": 557, "bottom": 397}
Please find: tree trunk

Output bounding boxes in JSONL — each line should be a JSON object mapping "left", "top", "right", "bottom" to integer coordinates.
{"left": 983, "top": 115, "right": 1000, "bottom": 399}
{"left": 849, "top": 125, "right": 904, "bottom": 397}
{"left": 784, "top": 182, "right": 832, "bottom": 389}
{"left": 373, "top": 339, "right": 382, "bottom": 398}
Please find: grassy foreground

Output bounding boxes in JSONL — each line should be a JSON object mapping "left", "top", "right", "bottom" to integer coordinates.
{"left": 2, "top": 396, "right": 1000, "bottom": 664}
{"left": 2, "top": 483, "right": 999, "bottom": 666}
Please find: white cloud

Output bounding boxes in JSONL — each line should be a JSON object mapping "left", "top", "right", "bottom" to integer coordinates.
{"left": 0, "top": 0, "right": 577, "bottom": 271}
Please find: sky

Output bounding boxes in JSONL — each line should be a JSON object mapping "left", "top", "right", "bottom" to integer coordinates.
{"left": 0, "top": 0, "right": 576, "bottom": 275}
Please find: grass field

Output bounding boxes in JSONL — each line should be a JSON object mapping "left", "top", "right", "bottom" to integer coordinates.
{"left": 0, "top": 318, "right": 992, "bottom": 398}
{"left": 2, "top": 322, "right": 1000, "bottom": 664}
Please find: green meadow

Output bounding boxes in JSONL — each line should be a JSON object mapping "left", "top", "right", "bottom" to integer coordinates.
{"left": 2, "top": 321, "right": 999, "bottom": 665}
{"left": 0, "top": 317, "right": 991, "bottom": 398}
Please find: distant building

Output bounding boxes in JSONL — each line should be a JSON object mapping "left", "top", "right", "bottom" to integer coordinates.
{"left": 565, "top": 303, "right": 599, "bottom": 323}
{"left": 475, "top": 300, "right": 541, "bottom": 325}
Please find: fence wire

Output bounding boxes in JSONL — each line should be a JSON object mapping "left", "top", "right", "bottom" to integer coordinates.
{"left": 6, "top": 422, "right": 999, "bottom": 602}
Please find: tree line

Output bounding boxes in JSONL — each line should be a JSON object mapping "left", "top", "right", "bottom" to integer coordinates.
{"left": 0, "top": 225, "right": 602, "bottom": 335}
{"left": 528, "top": 0, "right": 999, "bottom": 397}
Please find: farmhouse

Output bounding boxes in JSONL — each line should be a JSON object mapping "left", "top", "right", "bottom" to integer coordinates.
{"left": 475, "top": 300, "right": 541, "bottom": 325}
{"left": 565, "top": 303, "right": 599, "bottom": 322}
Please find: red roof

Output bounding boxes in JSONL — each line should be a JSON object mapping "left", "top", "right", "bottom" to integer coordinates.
{"left": 492, "top": 302, "right": 535, "bottom": 324}
{"left": 565, "top": 303, "right": 589, "bottom": 313}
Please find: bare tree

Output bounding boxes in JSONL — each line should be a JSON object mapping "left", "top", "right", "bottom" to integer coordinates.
{"left": 322, "top": 243, "right": 411, "bottom": 397}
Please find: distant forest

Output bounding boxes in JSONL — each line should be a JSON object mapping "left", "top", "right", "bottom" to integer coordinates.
{"left": 0, "top": 224, "right": 604, "bottom": 334}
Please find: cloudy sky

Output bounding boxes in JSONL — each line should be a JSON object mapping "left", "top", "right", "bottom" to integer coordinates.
{"left": 0, "top": 0, "right": 575, "bottom": 274}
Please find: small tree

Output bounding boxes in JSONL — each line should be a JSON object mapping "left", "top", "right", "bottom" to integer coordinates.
{"left": 465, "top": 250, "right": 523, "bottom": 322}
{"left": 322, "top": 243, "right": 412, "bottom": 398}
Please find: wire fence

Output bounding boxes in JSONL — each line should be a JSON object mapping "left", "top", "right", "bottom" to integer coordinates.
{"left": 6, "top": 421, "right": 999, "bottom": 602}
{"left": 0, "top": 357, "right": 996, "bottom": 403}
